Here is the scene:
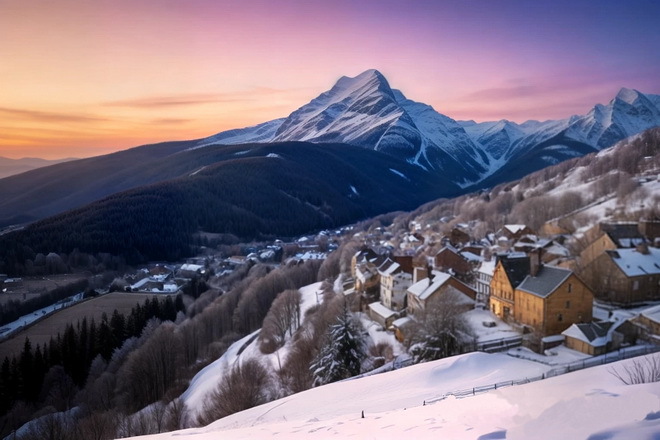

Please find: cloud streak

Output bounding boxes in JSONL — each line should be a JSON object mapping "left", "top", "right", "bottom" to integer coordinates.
{"left": 104, "top": 88, "right": 302, "bottom": 109}
{"left": 0, "top": 107, "right": 110, "bottom": 124}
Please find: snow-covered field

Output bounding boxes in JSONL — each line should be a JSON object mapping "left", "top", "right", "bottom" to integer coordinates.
{"left": 128, "top": 281, "right": 660, "bottom": 440}
{"left": 0, "top": 291, "right": 85, "bottom": 339}
{"left": 135, "top": 351, "right": 659, "bottom": 440}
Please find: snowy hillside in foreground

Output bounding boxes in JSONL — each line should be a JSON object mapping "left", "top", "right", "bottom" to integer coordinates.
{"left": 135, "top": 352, "right": 660, "bottom": 440}
{"left": 130, "top": 282, "right": 660, "bottom": 440}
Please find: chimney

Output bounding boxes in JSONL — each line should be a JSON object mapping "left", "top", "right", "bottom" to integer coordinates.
{"left": 636, "top": 242, "right": 650, "bottom": 255}
{"left": 530, "top": 248, "right": 542, "bottom": 277}
{"left": 413, "top": 267, "right": 428, "bottom": 284}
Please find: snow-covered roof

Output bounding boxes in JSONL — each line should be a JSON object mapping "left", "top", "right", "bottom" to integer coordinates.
{"left": 478, "top": 259, "right": 496, "bottom": 276}
{"left": 392, "top": 316, "right": 412, "bottom": 328}
{"left": 504, "top": 224, "right": 527, "bottom": 234}
{"left": 640, "top": 304, "right": 660, "bottom": 324}
{"left": 544, "top": 243, "right": 570, "bottom": 257}
{"left": 378, "top": 259, "right": 400, "bottom": 276}
{"left": 368, "top": 302, "right": 397, "bottom": 319}
{"left": 407, "top": 271, "right": 451, "bottom": 301}
{"left": 180, "top": 263, "right": 203, "bottom": 272}
{"left": 562, "top": 321, "right": 622, "bottom": 347}
{"left": 355, "top": 264, "right": 377, "bottom": 283}
{"left": 517, "top": 266, "right": 572, "bottom": 298}
{"left": 461, "top": 251, "right": 482, "bottom": 262}
{"left": 607, "top": 247, "right": 660, "bottom": 277}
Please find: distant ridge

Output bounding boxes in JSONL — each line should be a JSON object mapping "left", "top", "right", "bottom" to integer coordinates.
{"left": 197, "top": 70, "right": 660, "bottom": 189}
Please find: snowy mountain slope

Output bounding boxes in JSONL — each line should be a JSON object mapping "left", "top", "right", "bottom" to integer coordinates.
{"left": 196, "top": 70, "right": 659, "bottom": 189}
{"left": 465, "top": 88, "right": 660, "bottom": 186}
{"left": 136, "top": 352, "right": 660, "bottom": 440}
{"left": 565, "top": 88, "right": 660, "bottom": 149}
{"left": 195, "top": 118, "right": 284, "bottom": 148}
{"left": 200, "top": 70, "right": 492, "bottom": 186}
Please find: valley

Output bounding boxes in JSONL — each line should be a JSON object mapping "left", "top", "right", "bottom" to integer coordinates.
{"left": 0, "top": 72, "right": 658, "bottom": 440}
{"left": 0, "top": 125, "right": 658, "bottom": 439}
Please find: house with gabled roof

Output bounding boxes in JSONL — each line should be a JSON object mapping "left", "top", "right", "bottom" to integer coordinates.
{"left": 378, "top": 258, "right": 412, "bottom": 312}
{"left": 489, "top": 253, "right": 530, "bottom": 321}
{"left": 407, "top": 271, "right": 476, "bottom": 315}
{"left": 581, "top": 244, "right": 660, "bottom": 305}
{"left": 562, "top": 320, "right": 624, "bottom": 355}
{"left": 434, "top": 245, "right": 472, "bottom": 280}
{"left": 514, "top": 264, "right": 593, "bottom": 337}
{"left": 497, "top": 224, "right": 535, "bottom": 242}
{"left": 579, "top": 222, "right": 646, "bottom": 268}
{"left": 629, "top": 304, "right": 660, "bottom": 344}
{"left": 476, "top": 258, "right": 496, "bottom": 304}
{"left": 368, "top": 301, "right": 398, "bottom": 330}
{"left": 448, "top": 227, "right": 470, "bottom": 247}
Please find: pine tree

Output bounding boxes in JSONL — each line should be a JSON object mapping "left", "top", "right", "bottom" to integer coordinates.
{"left": 311, "top": 300, "right": 366, "bottom": 386}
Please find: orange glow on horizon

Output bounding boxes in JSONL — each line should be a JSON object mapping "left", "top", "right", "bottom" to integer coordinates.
{"left": 1, "top": 0, "right": 658, "bottom": 160}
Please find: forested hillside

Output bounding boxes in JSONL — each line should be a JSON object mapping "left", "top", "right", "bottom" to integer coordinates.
{"left": 0, "top": 142, "right": 456, "bottom": 273}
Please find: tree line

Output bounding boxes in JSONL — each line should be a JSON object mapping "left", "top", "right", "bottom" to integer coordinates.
{"left": 0, "top": 295, "right": 183, "bottom": 434}
{"left": 0, "top": 279, "right": 88, "bottom": 327}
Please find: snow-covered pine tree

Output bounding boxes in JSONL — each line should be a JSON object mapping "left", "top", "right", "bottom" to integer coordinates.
{"left": 311, "top": 300, "right": 366, "bottom": 386}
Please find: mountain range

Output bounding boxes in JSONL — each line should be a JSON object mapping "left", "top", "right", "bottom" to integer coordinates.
{"left": 0, "top": 156, "right": 75, "bottom": 179}
{"left": 0, "top": 70, "right": 658, "bottom": 263}
{"left": 197, "top": 69, "right": 660, "bottom": 187}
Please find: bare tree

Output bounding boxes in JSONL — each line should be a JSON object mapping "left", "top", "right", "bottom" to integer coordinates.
{"left": 73, "top": 410, "right": 117, "bottom": 440}
{"left": 21, "top": 412, "right": 75, "bottom": 440}
{"left": 197, "top": 359, "right": 274, "bottom": 426}
{"left": 609, "top": 355, "right": 660, "bottom": 385}
{"left": 259, "top": 289, "right": 302, "bottom": 354}
{"left": 408, "top": 291, "right": 474, "bottom": 363}
{"left": 164, "top": 397, "right": 190, "bottom": 432}
{"left": 116, "top": 323, "right": 182, "bottom": 413}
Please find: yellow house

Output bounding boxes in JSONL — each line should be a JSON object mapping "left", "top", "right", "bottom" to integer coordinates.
{"left": 489, "top": 254, "right": 530, "bottom": 321}
{"left": 514, "top": 266, "right": 593, "bottom": 337}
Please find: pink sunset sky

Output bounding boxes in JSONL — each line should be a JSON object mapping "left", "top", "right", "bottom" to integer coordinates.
{"left": 1, "top": 0, "right": 659, "bottom": 159}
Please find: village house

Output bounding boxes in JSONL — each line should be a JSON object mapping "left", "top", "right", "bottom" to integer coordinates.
{"left": 351, "top": 248, "right": 380, "bottom": 279}
{"left": 491, "top": 250, "right": 594, "bottom": 338}
{"left": 448, "top": 227, "right": 470, "bottom": 247}
{"left": 629, "top": 304, "right": 660, "bottom": 344}
{"left": 497, "top": 224, "right": 535, "bottom": 242}
{"left": 368, "top": 301, "right": 398, "bottom": 330}
{"left": 177, "top": 263, "right": 205, "bottom": 278}
{"left": 512, "top": 235, "right": 539, "bottom": 253}
{"left": 475, "top": 258, "right": 496, "bottom": 304}
{"left": 580, "top": 244, "right": 660, "bottom": 305}
{"left": 407, "top": 271, "right": 476, "bottom": 315}
{"left": 391, "top": 254, "right": 414, "bottom": 275}
{"left": 489, "top": 253, "right": 530, "bottom": 320}
{"left": 562, "top": 321, "right": 625, "bottom": 355}
{"left": 579, "top": 222, "right": 646, "bottom": 268}
{"left": 378, "top": 260, "right": 412, "bottom": 312}
{"left": 640, "top": 219, "right": 660, "bottom": 243}
{"left": 354, "top": 262, "right": 380, "bottom": 297}
{"left": 434, "top": 246, "right": 473, "bottom": 279}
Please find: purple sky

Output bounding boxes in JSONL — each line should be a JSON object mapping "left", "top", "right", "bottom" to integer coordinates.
{"left": 1, "top": 0, "right": 658, "bottom": 159}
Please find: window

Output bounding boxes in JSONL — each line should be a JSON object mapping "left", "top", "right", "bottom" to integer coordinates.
{"left": 633, "top": 280, "right": 639, "bottom": 291}
{"left": 566, "top": 300, "right": 571, "bottom": 309}
{"left": 567, "top": 283, "right": 572, "bottom": 293}
{"left": 557, "top": 313, "right": 563, "bottom": 322}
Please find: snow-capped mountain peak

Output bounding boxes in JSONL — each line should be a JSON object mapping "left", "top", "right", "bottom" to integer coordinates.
{"left": 615, "top": 87, "right": 641, "bottom": 105}
{"left": 194, "top": 71, "right": 660, "bottom": 189}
